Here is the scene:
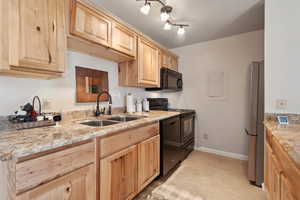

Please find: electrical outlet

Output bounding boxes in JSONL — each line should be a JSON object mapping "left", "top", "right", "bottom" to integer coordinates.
{"left": 203, "top": 134, "right": 208, "bottom": 140}
{"left": 276, "top": 99, "right": 288, "bottom": 110}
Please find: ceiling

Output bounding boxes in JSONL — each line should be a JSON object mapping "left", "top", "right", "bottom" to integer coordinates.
{"left": 92, "top": 0, "right": 264, "bottom": 49}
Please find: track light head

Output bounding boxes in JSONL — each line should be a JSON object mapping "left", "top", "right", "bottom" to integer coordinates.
{"left": 140, "top": 1, "right": 151, "bottom": 15}
{"left": 164, "top": 21, "right": 172, "bottom": 30}
{"left": 177, "top": 26, "right": 186, "bottom": 35}
{"left": 160, "top": 6, "right": 172, "bottom": 22}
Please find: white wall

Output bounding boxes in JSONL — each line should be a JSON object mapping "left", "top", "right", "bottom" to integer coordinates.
{"left": 265, "top": 0, "right": 300, "bottom": 114}
{"left": 0, "top": 30, "right": 264, "bottom": 157}
{"left": 167, "top": 30, "right": 264, "bottom": 156}
{"left": 0, "top": 51, "right": 158, "bottom": 115}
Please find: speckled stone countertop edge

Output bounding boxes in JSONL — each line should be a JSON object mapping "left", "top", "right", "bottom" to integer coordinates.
{"left": 264, "top": 120, "right": 300, "bottom": 168}
{"left": 0, "top": 111, "right": 180, "bottom": 161}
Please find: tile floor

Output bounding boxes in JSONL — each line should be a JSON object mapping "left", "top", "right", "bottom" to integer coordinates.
{"left": 135, "top": 151, "right": 266, "bottom": 200}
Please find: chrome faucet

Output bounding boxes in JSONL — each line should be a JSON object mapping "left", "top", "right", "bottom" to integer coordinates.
{"left": 95, "top": 91, "right": 112, "bottom": 116}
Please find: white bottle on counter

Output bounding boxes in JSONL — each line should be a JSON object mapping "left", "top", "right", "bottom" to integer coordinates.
{"left": 142, "top": 99, "right": 150, "bottom": 112}
{"left": 126, "top": 93, "right": 135, "bottom": 113}
{"left": 136, "top": 100, "right": 142, "bottom": 113}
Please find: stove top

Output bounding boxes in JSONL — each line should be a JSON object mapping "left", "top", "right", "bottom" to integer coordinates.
{"left": 147, "top": 98, "right": 195, "bottom": 115}
{"left": 167, "top": 108, "right": 196, "bottom": 115}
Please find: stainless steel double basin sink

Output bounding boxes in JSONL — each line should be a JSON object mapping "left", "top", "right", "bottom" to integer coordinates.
{"left": 80, "top": 116, "right": 144, "bottom": 127}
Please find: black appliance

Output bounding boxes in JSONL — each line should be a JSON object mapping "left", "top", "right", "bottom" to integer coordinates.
{"left": 148, "top": 98, "right": 195, "bottom": 176}
{"left": 146, "top": 68, "right": 183, "bottom": 91}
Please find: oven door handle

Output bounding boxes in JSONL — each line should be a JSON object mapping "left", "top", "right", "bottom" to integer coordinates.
{"left": 245, "top": 129, "right": 257, "bottom": 136}
{"left": 169, "top": 121, "right": 176, "bottom": 126}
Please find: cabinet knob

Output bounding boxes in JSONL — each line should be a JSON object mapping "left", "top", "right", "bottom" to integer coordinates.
{"left": 36, "top": 26, "right": 41, "bottom": 31}
{"left": 66, "top": 186, "right": 71, "bottom": 193}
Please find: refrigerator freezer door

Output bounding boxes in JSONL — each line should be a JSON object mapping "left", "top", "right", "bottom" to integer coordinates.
{"left": 255, "top": 61, "right": 265, "bottom": 186}
{"left": 247, "top": 62, "right": 264, "bottom": 186}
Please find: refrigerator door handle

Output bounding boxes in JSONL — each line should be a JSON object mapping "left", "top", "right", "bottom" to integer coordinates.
{"left": 245, "top": 129, "right": 258, "bottom": 136}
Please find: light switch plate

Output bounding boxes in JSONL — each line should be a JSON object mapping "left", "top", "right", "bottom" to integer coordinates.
{"left": 276, "top": 99, "right": 288, "bottom": 110}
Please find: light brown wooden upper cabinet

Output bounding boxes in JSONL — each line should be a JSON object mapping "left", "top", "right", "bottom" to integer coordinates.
{"left": 138, "top": 135, "right": 160, "bottom": 192}
{"left": 162, "top": 51, "right": 178, "bottom": 72}
{"left": 0, "top": 0, "right": 66, "bottom": 79}
{"left": 112, "top": 22, "right": 137, "bottom": 58}
{"left": 17, "top": 164, "right": 96, "bottom": 200}
{"left": 100, "top": 145, "right": 138, "bottom": 200}
{"left": 138, "top": 37, "right": 160, "bottom": 86}
{"left": 118, "top": 37, "right": 159, "bottom": 88}
{"left": 70, "top": 1, "right": 112, "bottom": 47}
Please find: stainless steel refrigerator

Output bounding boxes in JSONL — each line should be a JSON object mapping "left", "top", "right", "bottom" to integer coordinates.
{"left": 245, "top": 61, "right": 264, "bottom": 186}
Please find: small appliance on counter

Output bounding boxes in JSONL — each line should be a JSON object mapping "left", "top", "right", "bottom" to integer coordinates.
{"left": 148, "top": 98, "right": 195, "bottom": 176}
{"left": 7, "top": 96, "right": 61, "bottom": 130}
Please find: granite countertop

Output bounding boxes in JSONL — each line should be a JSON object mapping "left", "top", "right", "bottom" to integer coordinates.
{"left": 0, "top": 111, "right": 180, "bottom": 161}
{"left": 264, "top": 121, "right": 300, "bottom": 168}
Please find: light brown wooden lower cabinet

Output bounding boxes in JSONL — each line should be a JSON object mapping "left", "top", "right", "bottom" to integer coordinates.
{"left": 100, "top": 135, "right": 160, "bottom": 200}
{"left": 281, "top": 175, "right": 296, "bottom": 200}
{"left": 138, "top": 135, "right": 160, "bottom": 192}
{"left": 265, "top": 129, "right": 298, "bottom": 200}
{"left": 16, "top": 164, "right": 96, "bottom": 200}
{"left": 269, "top": 154, "right": 282, "bottom": 200}
{"left": 100, "top": 145, "right": 138, "bottom": 200}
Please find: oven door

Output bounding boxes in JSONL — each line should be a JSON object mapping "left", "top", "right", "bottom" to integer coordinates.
{"left": 181, "top": 114, "right": 195, "bottom": 144}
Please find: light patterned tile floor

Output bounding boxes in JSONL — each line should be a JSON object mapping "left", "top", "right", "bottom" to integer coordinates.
{"left": 135, "top": 151, "right": 266, "bottom": 200}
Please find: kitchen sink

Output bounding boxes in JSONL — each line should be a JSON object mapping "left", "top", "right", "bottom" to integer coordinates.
{"left": 106, "top": 116, "right": 142, "bottom": 122}
{"left": 80, "top": 120, "right": 120, "bottom": 127}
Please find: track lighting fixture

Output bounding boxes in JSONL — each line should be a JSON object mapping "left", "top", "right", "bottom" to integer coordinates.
{"left": 177, "top": 26, "right": 186, "bottom": 35}
{"left": 160, "top": 5, "right": 172, "bottom": 22}
{"left": 140, "top": 1, "right": 151, "bottom": 15}
{"left": 137, "top": 0, "right": 189, "bottom": 35}
{"left": 164, "top": 21, "right": 189, "bottom": 35}
{"left": 164, "top": 21, "right": 172, "bottom": 30}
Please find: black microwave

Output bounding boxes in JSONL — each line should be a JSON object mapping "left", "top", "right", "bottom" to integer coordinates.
{"left": 146, "top": 68, "right": 183, "bottom": 92}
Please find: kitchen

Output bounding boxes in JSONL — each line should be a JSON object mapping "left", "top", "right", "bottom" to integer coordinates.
{"left": 0, "top": 0, "right": 299, "bottom": 200}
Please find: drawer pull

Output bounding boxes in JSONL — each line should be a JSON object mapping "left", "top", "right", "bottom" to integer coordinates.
{"left": 66, "top": 186, "right": 71, "bottom": 193}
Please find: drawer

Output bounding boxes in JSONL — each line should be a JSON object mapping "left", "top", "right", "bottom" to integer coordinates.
{"left": 16, "top": 142, "right": 95, "bottom": 194}
{"left": 100, "top": 122, "right": 159, "bottom": 158}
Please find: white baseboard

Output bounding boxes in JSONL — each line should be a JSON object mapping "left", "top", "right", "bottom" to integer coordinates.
{"left": 194, "top": 146, "right": 248, "bottom": 161}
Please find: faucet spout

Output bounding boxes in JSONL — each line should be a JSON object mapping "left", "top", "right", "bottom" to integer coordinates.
{"left": 95, "top": 91, "right": 112, "bottom": 116}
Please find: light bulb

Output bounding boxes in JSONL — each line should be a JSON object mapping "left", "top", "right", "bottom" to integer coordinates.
{"left": 160, "top": 11, "right": 170, "bottom": 22}
{"left": 164, "top": 22, "right": 172, "bottom": 30}
{"left": 177, "top": 26, "right": 185, "bottom": 35}
{"left": 140, "top": 3, "right": 150, "bottom": 15}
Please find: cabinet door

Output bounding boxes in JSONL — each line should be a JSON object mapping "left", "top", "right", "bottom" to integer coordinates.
{"left": 270, "top": 155, "right": 282, "bottom": 200}
{"left": 112, "top": 22, "right": 136, "bottom": 57}
{"left": 11, "top": 0, "right": 65, "bottom": 72}
{"left": 170, "top": 56, "right": 178, "bottom": 71}
{"left": 71, "top": 1, "right": 111, "bottom": 47}
{"left": 100, "top": 145, "right": 138, "bottom": 200}
{"left": 138, "top": 135, "right": 160, "bottom": 192}
{"left": 281, "top": 175, "right": 296, "bottom": 200}
{"left": 161, "top": 51, "right": 171, "bottom": 68}
{"left": 138, "top": 38, "right": 159, "bottom": 86}
{"left": 265, "top": 142, "right": 272, "bottom": 194}
{"left": 17, "top": 164, "right": 96, "bottom": 200}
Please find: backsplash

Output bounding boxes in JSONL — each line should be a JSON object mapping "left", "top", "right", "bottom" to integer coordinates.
{"left": 0, "top": 51, "right": 167, "bottom": 116}
{"left": 265, "top": 113, "right": 300, "bottom": 124}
